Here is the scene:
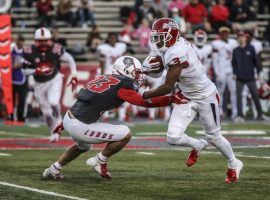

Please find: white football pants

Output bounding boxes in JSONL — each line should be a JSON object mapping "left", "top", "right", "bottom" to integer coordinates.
{"left": 34, "top": 73, "right": 63, "bottom": 134}
{"left": 63, "top": 111, "right": 130, "bottom": 150}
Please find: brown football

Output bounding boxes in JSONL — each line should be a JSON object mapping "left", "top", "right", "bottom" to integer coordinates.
{"left": 148, "top": 55, "right": 164, "bottom": 74}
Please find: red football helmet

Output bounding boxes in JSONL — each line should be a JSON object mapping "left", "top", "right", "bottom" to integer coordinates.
{"left": 149, "top": 18, "right": 180, "bottom": 52}
{"left": 193, "top": 29, "right": 207, "bottom": 47}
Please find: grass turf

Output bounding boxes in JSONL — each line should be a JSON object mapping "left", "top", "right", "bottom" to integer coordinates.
{"left": 0, "top": 122, "right": 270, "bottom": 200}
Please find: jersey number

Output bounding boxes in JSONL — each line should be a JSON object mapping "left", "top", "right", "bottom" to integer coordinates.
{"left": 87, "top": 75, "right": 120, "bottom": 93}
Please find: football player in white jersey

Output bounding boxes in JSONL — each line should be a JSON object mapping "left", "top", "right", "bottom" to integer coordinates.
{"left": 192, "top": 29, "right": 212, "bottom": 77}
{"left": 97, "top": 32, "right": 127, "bottom": 75}
{"left": 143, "top": 18, "right": 243, "bottom": 183}
{"left": 212, "top": 27, "right": 238, "bottom": 119}
{"left": 97, "top": 32, "right": 128, "bottom": 121}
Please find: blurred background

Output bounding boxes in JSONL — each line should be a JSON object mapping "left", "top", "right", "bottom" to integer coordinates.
{"left": 1, "top": 0, "right": 270, "bottom": 125}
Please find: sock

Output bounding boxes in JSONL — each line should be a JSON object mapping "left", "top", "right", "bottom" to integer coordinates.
{"left": 210, "top": 135, "right": 237, "bottom": 168}
{"left": 51, "top": 162, "right": 62, "bottom": 174}
{"left": 96, "top": 152, "right": 108, "bottom": 164}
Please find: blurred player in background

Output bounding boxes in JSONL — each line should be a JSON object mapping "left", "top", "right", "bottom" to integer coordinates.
{"left": 242, "top": 30, "right": 266, "bottom": 118}
{"left": 97, "top": 32, "right": 127, "bottom": 75}
{"left": 22, "top": 27, "right": 78, "bottom": 142}
{"left": 10, "top": 35, "right": 27, "bottom": 125}
{"left": 192, "top": 29, "right": 212, "bottom": 78}
{"left": 42, "top": 56, "right": 186, "bottom": 180}
{"left": 97, "top": 32, "right": 128, "bottom": 121}
{"left": 143, "top": 18, "right": 243, "bottom": 183}
{"left": 212, "top": 27, "right": 238, "bottom": 119}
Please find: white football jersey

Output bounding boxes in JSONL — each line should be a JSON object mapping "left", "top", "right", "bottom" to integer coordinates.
{"left": 146, "top": 71, "right": 167, "bottom": 89}
{"left": 97, "top": 42, "right": 127, "bottom": 74}
{"left": 149, "top": 37, "right": 216, "bottom": 100}
{"left": 192, "top": 43, "right": 212, "bottom": 72}
{"left": 211, "top": 38, "right": 238, "bottom": 74}
{"left": 251, "top": 38, "right": 262, "bottom": 54}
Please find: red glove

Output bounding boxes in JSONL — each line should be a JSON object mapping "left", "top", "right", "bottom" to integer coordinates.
{"left": 53, "top": 122, "right": 64, "bottom": 134}
{"left": 67, "top": 76, "right": 78, "bottom": 92}
{"left": 171, "top": 91, "right": 189, "bottom": 104}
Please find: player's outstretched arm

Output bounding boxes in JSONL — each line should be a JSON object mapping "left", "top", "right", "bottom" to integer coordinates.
{"left": 117, "top": 88, "right": 188, "bottom": 108}
{"left": 143, "top": 62, "right": 187, "bottom": 99}
{"left": 60, "top": 52, "right": 78, "bottom": 92}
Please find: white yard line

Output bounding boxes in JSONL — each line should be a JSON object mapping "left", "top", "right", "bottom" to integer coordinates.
{"left": 0, "top": 131, "right": 44, "bottom": 137}
{"left": 0, "top": 153, "right": 11, "bottom": 156}
{"left": 0, "top": 181, "right": 88, "bottom": 200}
{"left": 136, "top": 152, "right": 156, "bottom": 155}
{"left": 196, "top": 130, "right": 266, "bottom": 135}
{"left": 201, "top": 151, "right": 270, "bottom": 159}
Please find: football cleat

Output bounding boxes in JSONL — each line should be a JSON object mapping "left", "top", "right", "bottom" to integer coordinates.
{"left": 42, "top": 167, "right": 64, "bottom": 180}
{"left": 225, "top": 159, "right": 243, "bottom": 183}
{"left": 86, "top": 157, "right": 112, "bottom": 180}
{"left": 186, "top": 139, "right": 208, "bottom": 167}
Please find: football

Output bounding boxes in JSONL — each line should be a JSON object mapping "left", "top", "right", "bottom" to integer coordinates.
{"left": 143, "top": 55, "right": 165, "bottom": 78}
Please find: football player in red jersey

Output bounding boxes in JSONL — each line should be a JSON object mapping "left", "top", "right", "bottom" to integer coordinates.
{"left": 143, "top": 18, "right": 243, "bottom": 183}
{"left": 22, "top": 27, "right": 78, "bottom": 142}
{"left": 42, "top": 56, "right": 187, "bottom": 180}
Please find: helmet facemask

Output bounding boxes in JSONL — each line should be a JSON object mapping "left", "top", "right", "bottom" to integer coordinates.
{"left": 113, "top": 56, "right": 145, "bottom": 86}
{"left": 149, "top": 29, "right": 173, "bottom": 52}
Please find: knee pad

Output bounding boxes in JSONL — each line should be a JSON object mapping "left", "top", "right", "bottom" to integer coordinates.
{"left": 167, "top": 126, "right": 186, "bottom": 145}
{"left": 205, "top": 129, "right": 221, "bottom": 142}
{"left": 48, "top": 93, "right": 61, "bottom": 107}
{"left": 167, "top": 125, "right": 185, "bottom": 140}
{"left": 42, "top": 108, "right": 53, "bottom": 117}
{"left": 119, "top": 125, "right": 131, "bottom": 138}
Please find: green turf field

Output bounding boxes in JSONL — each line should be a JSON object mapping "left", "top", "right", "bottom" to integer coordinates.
{"left": 0, "top": 122, "right": 270, "bottom": 200}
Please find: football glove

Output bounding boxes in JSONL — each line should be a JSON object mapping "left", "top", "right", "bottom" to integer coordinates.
{"left": 53, "top": 122, "right": 64, "bottom": 134}
{"left": 171, "top": 91, "right": 189, "bottom": 104}
{"left": 68, "top": 76, "right": 78, "bottom": 92}
{"left": 49, "top": 133, "right": 60, "bottom": 143}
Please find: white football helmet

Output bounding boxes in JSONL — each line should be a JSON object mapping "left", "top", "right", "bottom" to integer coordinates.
{"left": 193, "top": 29, "right": 207, "bottom": 47}
{"left": 113, "top": 56, "right": 145, "bottom": 86}
{"left": 34, "top": 27, "right": 53, "bottom": 51}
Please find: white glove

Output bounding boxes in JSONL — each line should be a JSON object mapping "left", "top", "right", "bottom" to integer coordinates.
{"left": 49, "top": 133, "right": 60, "bottom": 143}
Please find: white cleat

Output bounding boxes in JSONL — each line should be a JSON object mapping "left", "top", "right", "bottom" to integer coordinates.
{"left": 86, "top": 157, "right": 112, "bottom": 180}
{"left": 225, "top": 159, "right": 243, "bottom": 183}
{"left": 42, "top": 167, "right": 64, "bottom": 180}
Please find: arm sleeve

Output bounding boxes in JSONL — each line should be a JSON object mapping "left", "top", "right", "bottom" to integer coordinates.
{"left": 117, "top": 88, "right": 172, "bottom": 108}
{"left": 60, "top": 52, "right": 77, "bottom": 75}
